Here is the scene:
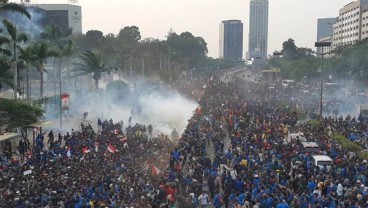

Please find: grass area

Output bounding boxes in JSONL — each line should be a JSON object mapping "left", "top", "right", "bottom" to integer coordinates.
{"left": 307, "top": 119, "right": 321, "bottom": 126}
{"left": 334, "top": 134, "right": 368, "bottom": 159}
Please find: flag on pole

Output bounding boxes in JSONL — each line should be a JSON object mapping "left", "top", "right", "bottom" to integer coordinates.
{"left": 95, "top": 142, "right": 99, "bottom": 152}
{"left": 143, "top": 162, "right": 161, "bottom": 175}
{"left": 66, "top": 146, "right": 72, "bottom": 158}
{"left": 107, "top": 144, "right": 116, "bottom": 153}
{"left": 287, "top": 129, "right": 292, "bottom": 142}
{"left": 151, "top": 165, "right": 161, "bottom": 175}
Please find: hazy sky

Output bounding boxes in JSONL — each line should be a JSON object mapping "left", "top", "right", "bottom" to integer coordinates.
{"left": 25, "top": 0, "right": 353, "bottom": 58}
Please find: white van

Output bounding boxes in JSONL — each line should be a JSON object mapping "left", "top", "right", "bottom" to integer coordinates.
{"left": 290, "top": 132, "right": 307, "bottom": 142}
{"left": 312, "top": 155, "right": 333, "bottom": 172}
{"left": 282, "top": 79, "right": 296, "bottom": 88}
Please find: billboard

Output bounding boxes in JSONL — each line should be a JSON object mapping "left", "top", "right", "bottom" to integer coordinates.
{"left": 61, "top": 93, "right": 70, "bottom": 110}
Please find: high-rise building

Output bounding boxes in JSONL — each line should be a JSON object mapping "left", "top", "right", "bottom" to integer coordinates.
{"left": 248, "top": 0, "right": 269, "bottom": 59}
{"left": 316, "top": 18, "right": 336, "bottom": 54}
{"left": 332, "top": 0, "right": 368, "bottom": 49}
{"left": 29, "top": 4, "right": 82, "bottom": 34}
{"left": 317, "top": 18, "right": 336, "bottom": 41}
{"left": 219, "top": 20, "right": 243, "bottom": 62}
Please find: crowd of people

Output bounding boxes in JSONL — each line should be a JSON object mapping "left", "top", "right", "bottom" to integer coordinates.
{"left": 171, "top": 75, "right": 368, "bottom": 208}
{"left": 1, "top": 69, "right": 368, "bottom": 208}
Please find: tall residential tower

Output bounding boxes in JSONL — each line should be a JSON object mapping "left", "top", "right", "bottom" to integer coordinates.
{"left": 219, "top": 20, "right": 243, "bottom": 61}
{"left": 248, "top": 0, "right": 269, "bottom": 59}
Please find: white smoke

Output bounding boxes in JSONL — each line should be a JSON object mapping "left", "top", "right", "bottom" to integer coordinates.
{"left": 46, "top": 77, "right": 198, "bottom": 138}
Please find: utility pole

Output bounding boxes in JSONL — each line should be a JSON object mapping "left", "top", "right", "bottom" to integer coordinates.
{"left": 59, "top": 56, "right": 62, "bottom": 129}
{"left": 12, "top": 61, "right": 17, "bottom": 99}
{"left": 168, "top": 46, "right": 172, "bottom": 80}
{"left": 130, "top": 50, "right": 133, "bottom": 80}
{"left": 315, "top": 41, "right": 331, "bottom": 118}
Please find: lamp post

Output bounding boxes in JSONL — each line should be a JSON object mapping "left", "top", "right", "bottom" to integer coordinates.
{"left": 273, "top": 52, "right": 282, "bottom": 85}
{"left": 314, "top": 41, "right": 331, "bottom": 118}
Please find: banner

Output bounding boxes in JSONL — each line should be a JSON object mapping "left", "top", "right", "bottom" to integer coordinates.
{"left": 61, "top": 93, "right": 70, "bottom": 110}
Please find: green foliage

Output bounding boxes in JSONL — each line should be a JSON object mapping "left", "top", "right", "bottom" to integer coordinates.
{"left": 334, "top": 134, "right": 362, "bottom": 152}
{"left": 0, "top": 98, "right": 43, "bottom": 128}
{"left": 0, "top": 1, "right": 31, "bottom": 19}
{"left": 117, "top": 26, "right": 141, "bottom": 46}
{"left": 279, "top": 57, "right": 320, "bottom": 80}
{"left": 333, "top": 38, "right": 368, "bottom": 83}
{"left": 281, "top": 38, "right": 299, "bottom": 60}
{"left": 334, "top": 134, "right": 368, "bottom": 159}
{"left": 0, "top": 57, "right": 12, "bottom": 89}
{"left": 74, "top": 50, "right": 110, "bottom": 89}
{"left": 306, "top": 119, "right": 321, "bottom": 126}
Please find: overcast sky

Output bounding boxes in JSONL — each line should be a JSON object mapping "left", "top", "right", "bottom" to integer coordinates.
{"left": 25, "top": 0, "right": 353, "bottom": 58}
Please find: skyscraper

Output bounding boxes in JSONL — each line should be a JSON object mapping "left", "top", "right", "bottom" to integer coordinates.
{"left": 316, "top": 18, "right": 336, "bottom": 55}
{"left": 248, "top": 0, "right": 269, "bottom": 59}
{"left": 219, "top": 20, "right": 243, "bottom": 62}
{"left": 317, "top": 18, "right": 336, "bottom": 42}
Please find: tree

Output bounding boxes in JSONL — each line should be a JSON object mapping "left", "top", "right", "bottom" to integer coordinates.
{"left": 0, "top": 58, "right": 12, "bottom": 89}
{"left": 0, "top": 0, "right": 31, "bottom": 19}
{"left": 0, "top": 98, "right": 43, "bottom": 129}
{"left": 0, "top": 29, "right": 11, "bottom": 56}
{"left": 74, "top": 50, "right": 110, "bottom": 90}
{"left": 166, "top": 31, "right": 208, "bottom": 78}
{"left": 86, "top": 30, "right": 104, "bottom": 43}
{"left": 32, "top": 41, "right": 57, "bottom": 98}
{"left": 117, "top": 26, "right": 141, "bottom": 46}
{"left": 40, "top": 23, "right": 63, "bottom": 40}
{"left": 18, "top": 45, "right": 37, "bottom": 101}
{"left": 1, "top": 19, "right": 28, "bottom": 99}
{"left": 281, "top": 38, "right": 299, "bottom": 60}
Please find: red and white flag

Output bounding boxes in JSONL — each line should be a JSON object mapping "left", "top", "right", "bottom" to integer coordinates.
{"left": 151, "top": 165, "right": 161, "bottom": 175}
{"left": 144, "top": 163, "right": 161, "bottom": 175}
{"left": 107, "top": 144, "right": 116, "bottom": 153}
{"left": 82, "top": 147, "right": 90, "bottom": 154}
{"left": 95, "top": 142, "right": 99, "bottom": 152}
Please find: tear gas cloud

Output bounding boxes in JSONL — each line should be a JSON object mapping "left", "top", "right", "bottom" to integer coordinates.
{"left": 299, "top": 75, "right": 368, "bottom": 118}
{"left": 3, "top": 8, "right": 44, "bottom": 39}
{"left": 46, "top": 78, "right": 198, "bottom": 138}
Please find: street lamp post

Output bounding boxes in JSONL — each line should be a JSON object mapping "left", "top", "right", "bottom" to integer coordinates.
{"left": 315, "top": 41, "right": 331, "bottom": 118}
{"left": 273, "top": 52, "right": 282, "bottom": 85}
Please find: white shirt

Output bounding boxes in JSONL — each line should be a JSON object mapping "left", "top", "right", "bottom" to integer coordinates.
{"left": 198, "top": 193, "right": 209, "bottom": 205}
{"left": 337, "top": 184, "right": 343, "bottom": 196}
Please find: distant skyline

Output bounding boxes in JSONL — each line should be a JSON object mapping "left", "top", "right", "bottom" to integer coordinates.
{"left": 15, "top": 0, "right": 354, "bottom": 58}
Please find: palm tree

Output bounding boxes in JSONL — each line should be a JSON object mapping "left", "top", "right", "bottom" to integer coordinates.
{"left": 0, "top": 58, "right": 12, "bottom": 90}
{"left": 18, "top": 45, "right": 36, "bottom": 101}
{"left": 0, "top": 29, "right": 11, "bottom": 56}
{"left": 32, "top": 41, "right": 57, "bottom": 98}
{"left": 0, "top": 0, "right": 31, "bottom": 19}
{"left": 74, "top": 50, "right": 109, "bottom": 90}
{"left": 56, "top": 39, "right": 74, "bottom": 83}
{"left": 1, "top": 19, "right": 28, "bottom": 99}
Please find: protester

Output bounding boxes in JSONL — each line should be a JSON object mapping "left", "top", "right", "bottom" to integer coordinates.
{"left": 1, "top": 69, "right": 368, "bottom": 208}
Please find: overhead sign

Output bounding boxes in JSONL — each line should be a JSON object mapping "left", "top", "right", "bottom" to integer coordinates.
{"left": 61, "top": 93, "right": 70, "bottom": 110}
